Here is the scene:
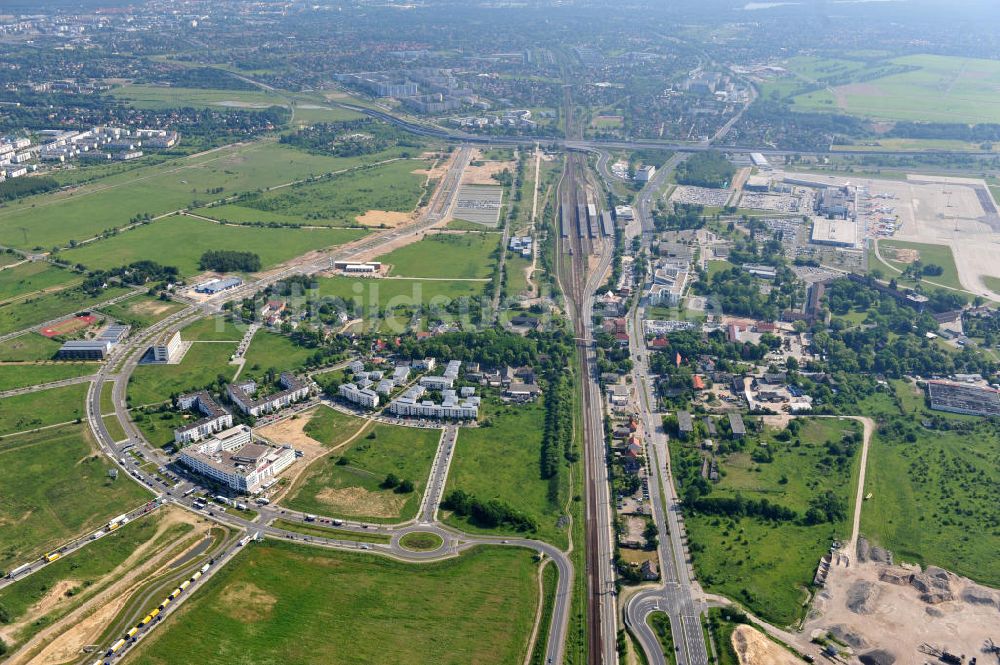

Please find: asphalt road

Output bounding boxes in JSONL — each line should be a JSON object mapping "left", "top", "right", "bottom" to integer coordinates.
{"left": 622, "top": 163, "right": 710, "bottom": 665}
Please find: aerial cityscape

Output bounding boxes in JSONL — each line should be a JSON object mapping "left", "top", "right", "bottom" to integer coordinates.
{"left": 0, "top": 1, "right": 999, "bottom": 664}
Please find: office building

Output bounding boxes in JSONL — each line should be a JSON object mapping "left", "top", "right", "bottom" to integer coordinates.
{"left": 178, "top": 425, "right": 296, "bottom": 494}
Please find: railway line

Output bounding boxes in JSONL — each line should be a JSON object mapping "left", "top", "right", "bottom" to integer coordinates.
{"left": 556, "top": 84, "right": 617, "bottom": 662}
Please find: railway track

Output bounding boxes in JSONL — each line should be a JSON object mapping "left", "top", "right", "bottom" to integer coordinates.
{"left": 557, "top": 140, "right": 616, "bottom": 664}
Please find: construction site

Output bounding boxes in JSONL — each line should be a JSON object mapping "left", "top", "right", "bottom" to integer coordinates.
{"left": 805, "top": 537, "right": 1000, "bottom": 665}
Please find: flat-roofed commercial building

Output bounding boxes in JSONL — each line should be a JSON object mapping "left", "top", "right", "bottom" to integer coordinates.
{"left": 56, "top": 339, "right": 112, "bottom": 360}
{"left": 810, "top": 218, "right": 859, "bottom": 249}
{"left": 178, "top": 425, "right": 296, "bottom": 494}
{"left": 927, "top": 380, "right": 1000, "bottom": 417}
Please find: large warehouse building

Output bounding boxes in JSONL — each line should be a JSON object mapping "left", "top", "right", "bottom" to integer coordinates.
{"left": 810, "top": 218, "right": 859, "bottom": 249}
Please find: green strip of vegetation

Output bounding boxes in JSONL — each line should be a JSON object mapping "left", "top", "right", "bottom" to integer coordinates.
{"left": 647, "top": 612, "right": 678, "bottom": 665}
{"left": 271, "top": 518, "right": 390, "bottom": 544}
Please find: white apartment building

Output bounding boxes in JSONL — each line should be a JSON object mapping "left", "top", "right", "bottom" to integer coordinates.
{"left": 339, "top": 382, "right": 380, "bottom": 409}
{"left": 228, "top": 373, "right": 310, "bottom": 417}
{"left": 387, "top": 386, "right": 480, "bottom": 420}
{"left": 173, "top": 391, "right": 234, "bottom": 445}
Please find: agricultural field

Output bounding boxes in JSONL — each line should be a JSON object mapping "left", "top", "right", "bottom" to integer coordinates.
{"left": 62, "top": 215, "right": 365, "bottom": 276}
{"left": 680, "top": 418, "right": 861, "bottom": 625}
{"left": 126, "top": 542, "right": 540, "bottom": 665}
{"left": 201, "top": 158, "right": 431, "bottom": 227}
{"left": 127, "top": 341, "right": 239, "bottom": 406}
{"left": 0, "top": 511, "right": 193, "bottom": 654}
{"left": 0, "top": 424, "right": 151, "bottom": 572}
{"left": 0, "top": 262, "right": 80, "bottom": 303}
{"left": 0, "top": 141, "right": 403, "bottom": 251}
{"left": 876, "top": 239, "right": 962, "bottom": 291}
{"left": 0, "top": 362, "right": 96, "bottom": 391}
{"left": 788, "top": 54, "right": 1000, "bottom": 124}
{"left": 0, "top": 286, "right": 134, "bottom": 336}
{"left": 0, "top": 333, "right": 62, "bottom": 361}
{"left": 443, "top": 399, "right": 570, "bottom": 549}
{"left": 283, "top": 421, "right": 440, "bottom": 523}
{"left": 381, "top": 232, "right": 499, "bottom": 280}
{"left": 0, "top": 382, "right": 88, "bottom": 436}
{"left": 97, "top": 294, "right": 186, "bottom": 328}
{"left": 860, "top": 419, "right": 1000, "bottom": 587}
{"left": 112, "top": 84, "right": 288, "bottom": 110}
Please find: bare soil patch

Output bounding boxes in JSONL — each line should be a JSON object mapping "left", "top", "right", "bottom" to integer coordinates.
{"left": 314, "top": 486, "right": 406, "bottom": 518}
{"left": 4, "top": 508, "right": 207, "bottom": 665}
{"left": 219, "top": 582, "right": 277, "bottom": 623}
{"left": 886, "top": 247, "right": 920, "bottom": 264}
{"left": 464, "top": 151, "right": 516, "bottom": 185}
{"left": 128, "top": 299, "right": 175, "bottom": 317}
{"left": 732, "top": 624, "right": 801, "bottom": 665}
{"left": 805, "top": 552, "right": 1000, "bottom": 665}
{"left": 355, "top": 210, "right": 412, "bottom": 228}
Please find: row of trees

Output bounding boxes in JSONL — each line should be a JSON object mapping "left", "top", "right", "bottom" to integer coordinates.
{"left": 199, "top": 250, "right": 261, "bottom": 273}
{"left": 441, "top": 489, "right": 538, "bottom": 532}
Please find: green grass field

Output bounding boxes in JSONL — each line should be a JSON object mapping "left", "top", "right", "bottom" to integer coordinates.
{"left": 132, "top": 409, "right": 188, "bottom": 449}
{"left": 103, "top": 414, "right": 128, "bottom": 442}
{"left": 0, "top": 286, "right": 134, "bottom": 336}
{"left": 444, "top": 399, "right": 569, "bottom": 549}
{"left": 202, "top": 158, "right": 430, "bottom": 227}
{"left": 0, "top": 362, "right": 96, "bottom": 391}
{"left": 284, "top": 421, "right": 439, "bottom": 523}
{"left": 682, "top": 418, "right": 860, "bottom": 626}
{"left": 0, "top": 333, "right": 62, "bottom": 361}
{"left": 0, "top": 141, "right": 402, "bottom": 251}
{"left": 0, "top": 424, "right": 152, "bottom": 572}
{"left": 0, "top": 511, "right": 192, "bottom": 652}
{"left": 0, "top": 262, "right": 80, "bottom": 303}
{"left": 113, "top": 84, "right": 288, "bottom": 110}
{"left": 180, "top": 315, "right": 245, "bottom": 342}
{"left": 789, "top": 54, "right": 1000, "bottom": 124}
{"left": 242, "top": 331, "right": 317, "bottom": 376}
{"left": 380, "top": 232, "right": 499, "bottom": 279}
{"left": 97, "top": 294, "right": 186, "bottom": 328}
{"left": 982, "top": 275, "right": 1000, "bottom": 295}
{"left": 0, "top": 382, "right": 87, "bottom": 435}
{"left": 127, "top": 541, "right": 539, "bottom": 665}
{"left": 316, "top": 275, "right": 485, "bottom": 311}
{"left": 288, "top": 104, "right": 365, "bottom": 126}
{"left": 506, "top": 254, "right": 532, "bottom": 296}
{"left": 860, "top": 421, "right": 1000, "bottom": 587}
{"left": 62, "top": 215, "right": 365, "bottom": 276}
{"left": 127, "top": 341, "right": 238, "bottom": 406}
{"left": 876, "top": 239, "right": 963, "bottom": 290}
